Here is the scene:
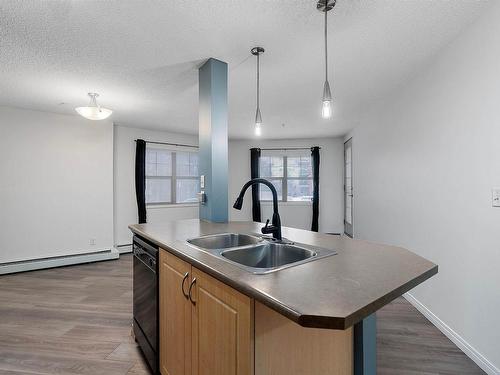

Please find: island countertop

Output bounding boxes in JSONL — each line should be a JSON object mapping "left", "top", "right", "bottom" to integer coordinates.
{"left": 129, "top": 219, "right": 437, "bottom": 330}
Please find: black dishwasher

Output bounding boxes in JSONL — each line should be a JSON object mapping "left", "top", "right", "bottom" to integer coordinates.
{"left": 133, "top": 235, "right": 159, "bottom": 374}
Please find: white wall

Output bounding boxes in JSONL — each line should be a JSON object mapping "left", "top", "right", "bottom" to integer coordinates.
{"left": 0, "top": 106, "right": 114, "bottom": 263}
{"left": 228, "top": 138, "right": 344, "bottom": 233}
{"left": 349, "top": 4, "right": 500, "bottom": 373}
{"left": 113, "top": 125, "right": 199, "bottom": 246}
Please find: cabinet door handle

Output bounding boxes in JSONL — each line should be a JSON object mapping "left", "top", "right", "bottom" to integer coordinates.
{"left": 181, "top": 272, "right": 189, "bottom": 299}
{"left": 188, "top": 277, "right": 197, "bottom": 305}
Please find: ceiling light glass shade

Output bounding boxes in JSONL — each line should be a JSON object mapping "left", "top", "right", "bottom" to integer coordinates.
{"left": 321, "top": 80, "right": 332, "bottom": 119}
{"left": 75, "top": 93, "right": 112, "bottom": 120}
{"left": 322, "top": 100, "right": 332, "bottom": 119}
{"left": 75, "top": 106, "right": 113, "bottom": 120}
{"left": 255, "top": 107, "right": 262, "bottom": 136}
{"left": 255, "top": 122, "right": 262, "bottom": 136}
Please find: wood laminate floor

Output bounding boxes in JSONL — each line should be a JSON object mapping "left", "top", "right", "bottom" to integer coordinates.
{"left": 0, "top": 254, "right": 484, "bottom": 375}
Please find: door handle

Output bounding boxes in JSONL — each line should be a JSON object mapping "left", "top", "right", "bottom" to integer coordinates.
{"left": 188, "top": 278, "right": 197, "bottom": 305}
{"left": 181, "top": 272, "right": 189, "bottom": 299}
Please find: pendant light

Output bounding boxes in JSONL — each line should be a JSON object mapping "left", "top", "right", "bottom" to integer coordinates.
{"left": 251, "top": 47, "right": 264, "bottom": 136}
{"left": 317, "top": 0, "right": 336, "bottom": 119}
{"left": 75, "top": 93, "right": 113, "bottom": 120}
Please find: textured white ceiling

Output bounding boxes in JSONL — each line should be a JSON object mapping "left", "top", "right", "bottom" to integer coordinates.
{"left": 0, "top": 0, "right": 491, "bottom": 139}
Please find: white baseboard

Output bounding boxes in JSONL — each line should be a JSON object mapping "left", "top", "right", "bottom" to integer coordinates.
{"left": 0, "top": 248, "right": 120, "bottom": 275}
{"left": 404, "top": 292, "right": 499, "bottom": 375}
{"left": 116, "top": 244, "right": 133, "bottom": 254}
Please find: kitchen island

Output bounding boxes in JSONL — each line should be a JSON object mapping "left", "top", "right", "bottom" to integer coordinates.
{"left": 130, "top": 219, "right": 437, "bottom": 375}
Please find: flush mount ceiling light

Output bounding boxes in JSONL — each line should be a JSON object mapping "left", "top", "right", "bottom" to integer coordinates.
{"left": 75, "top": 93, "right": 112, "bottom": 121}
{"left": 251, "top": 47, "right": 265, "bottom": 136}
{"left": 317, "top": 0, "right": 336, "bottom": 119}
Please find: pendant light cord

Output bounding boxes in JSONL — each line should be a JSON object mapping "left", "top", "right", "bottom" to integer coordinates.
{"left": 324, "top": 0, "right": 328, "bottom": 82}
{"left": 256, "top": 52, "right": 260, "bottom": 110}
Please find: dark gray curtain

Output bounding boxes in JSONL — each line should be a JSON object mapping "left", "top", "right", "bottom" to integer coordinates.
{"left": 135, "top": 139, "right": 147, "bottom": 224}
{"left": 311, "top": 146, "right": 320, "bottom": 232}
{"left": 250, "top": 148, "right": 261, "bottom": 222}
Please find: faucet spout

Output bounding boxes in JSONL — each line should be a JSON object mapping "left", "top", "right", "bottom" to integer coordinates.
{"left": 233, "top": 178, "right": 282, "bottom": 241}
{"left": 233, "top": 196, "right": 244, "bottom": 210}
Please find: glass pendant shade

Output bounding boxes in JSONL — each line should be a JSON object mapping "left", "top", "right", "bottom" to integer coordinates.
{"left": 322, "top": 80, "right": 332, "bottom": 119}
{"left": 75, "top": 93, "right": 112, "bottom": 120}
{"left": 322, "top": 100, "right": 332, "bottom": 119}
{"left": 255, "top": 122, "right": 262, "bottom": 136}
{"left": 255, "top": 107, "right": 262, "bottom": 136}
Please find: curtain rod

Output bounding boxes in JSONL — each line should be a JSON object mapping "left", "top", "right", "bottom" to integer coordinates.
{"left": 253, "top": 147, "right": 321, "bottom": 151}
{"left": 135, "top": 140, "right": 198, "bottom": 148}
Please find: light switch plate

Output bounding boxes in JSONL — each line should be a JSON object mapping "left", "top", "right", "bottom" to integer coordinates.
{"left": 200, "top": 175, "right": 205, "bottom": 189}
{"left": 492, "top": 188, "right": 500, "bottom": 207}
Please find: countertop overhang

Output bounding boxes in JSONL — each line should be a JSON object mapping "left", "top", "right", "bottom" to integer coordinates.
{"left": 129, "top": 219, "right": 437, "bottom": 330}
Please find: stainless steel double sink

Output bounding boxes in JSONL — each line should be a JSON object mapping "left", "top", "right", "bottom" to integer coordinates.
{"left": 187, "top": 233, "right": 337, "bottom": 274}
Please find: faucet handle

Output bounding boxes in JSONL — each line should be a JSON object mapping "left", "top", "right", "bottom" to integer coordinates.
{"left": 262, "top": 219, "right": 277, "bottom": 236}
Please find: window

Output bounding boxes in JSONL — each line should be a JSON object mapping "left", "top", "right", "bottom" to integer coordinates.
{"left": 259, "top": 154, "right": 313, "bottom": 202}
{"left": 145, "top": 148, "right": 199, "bottom": 205}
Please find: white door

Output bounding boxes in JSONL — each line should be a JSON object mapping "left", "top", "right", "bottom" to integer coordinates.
{"left": 344, "top": 139, "right": 353, "bottom": 237}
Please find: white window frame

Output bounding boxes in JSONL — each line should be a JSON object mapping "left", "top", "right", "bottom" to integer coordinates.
{"left": 146, "top": 147, "right": 199, "bottom": 206}
{"left": 259, "top": 154, "right": 313, "bottom": 203}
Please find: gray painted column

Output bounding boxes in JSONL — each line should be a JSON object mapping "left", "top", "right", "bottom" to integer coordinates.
{"left": 198, "top": 58, "right": 229, "bottom": 222}
{"left": 354, "top": 313, "right": 377, "bottom": 375}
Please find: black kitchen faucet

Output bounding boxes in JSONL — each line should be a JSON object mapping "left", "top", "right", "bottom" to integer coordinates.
{"left": 233, "top": 178, "right": 282, "bottom": 241}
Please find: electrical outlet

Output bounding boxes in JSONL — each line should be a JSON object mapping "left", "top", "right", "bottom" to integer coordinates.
{"left": 492, "top": 189, "right": 500, "bottom": 207}
{"left": 89, "top": 238, "right": 96, "bottom": 246}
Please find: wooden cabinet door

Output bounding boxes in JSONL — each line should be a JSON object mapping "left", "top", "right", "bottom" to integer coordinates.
{"left": 191, "top": 267, "right": 253, "bottom": 375}
{"left": 159, "top": 250, "right": 192, "bottom": 375}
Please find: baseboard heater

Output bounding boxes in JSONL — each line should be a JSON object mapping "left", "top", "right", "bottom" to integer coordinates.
{"left": 0, "top": 248, "right": 120, "bottom": 275}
